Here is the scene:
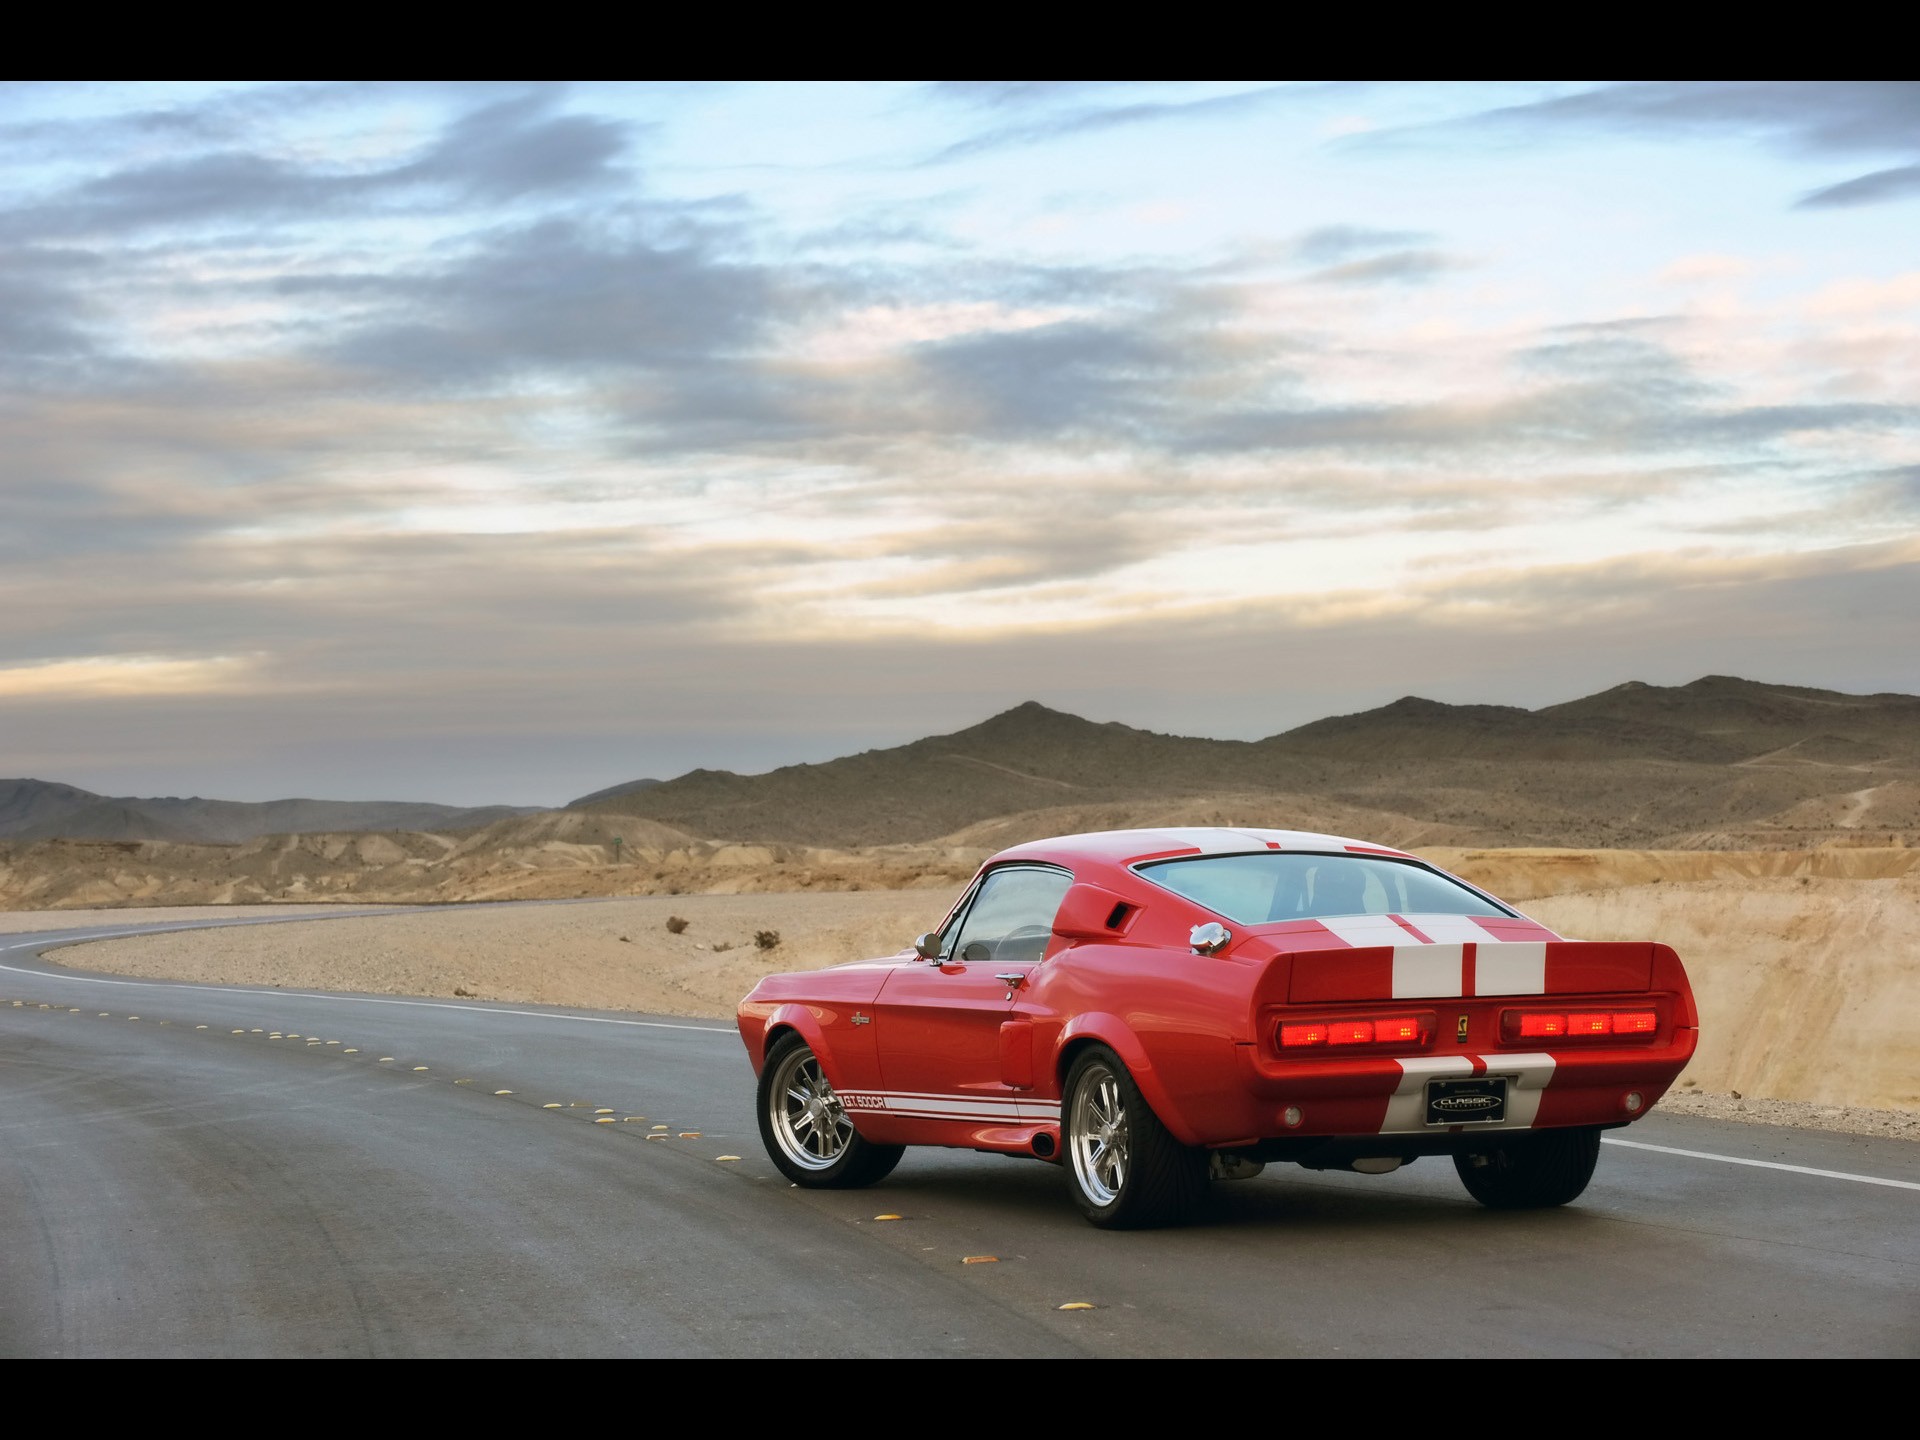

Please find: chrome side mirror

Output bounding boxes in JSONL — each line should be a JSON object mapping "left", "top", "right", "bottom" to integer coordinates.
{"left": 913, "top": 932, "right": 942, "bottom": 960}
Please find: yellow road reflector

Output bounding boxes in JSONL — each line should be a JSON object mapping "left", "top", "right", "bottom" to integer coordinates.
{"left": 378, "top": 1057, "right": 395, "bottom": 1062}
{"left": 646, "top": 1134, "right": 669, "bottom": 1141}
{"left": 270, "top": 1033, "right": 284, "bottom": 1039}
{"left": 411, "top": 1066, "right": 428, "bottom": 1072}
{"left": 68, "top": 1008, "right": 80, "bottom": 1013}
{"left": 651, "top": 1124, "right": 668, "bottom": 1131}
{"left": 99, "top": 1012, "right": 110, "bottom": 1017}
{"left": 288, "top": 1034, "right": 301, "bottom": 1039}
{"left": 344, "top": 1048, "right": 359, "bottom": 1054}
{"left": 232, "top": 1029, "right": 245, "bottom": 1034}
{"left": 678, "top": 1131, "right": 701, "bottom": 1138}
{"left": 1057, "top": 1302, "right": 1096, "bottom": 1311}
{"left": 543, "top": 1103, "right": 563, "bottom": 1109}
{"left": 593, "top": 1107, "right": 614, "bottom": 1114}
{"left": 494, "top": 1090, "right": 514, "bottom": 1096}
{"left": 195, "top": 1025, "right": 208, "bottom": 1030}
{"left": 619, "top": 1116, "right": 647, "bottom": 1122}
{"left": 250, "top": 1028, "right": 262, "bottom": 1033}
{"left": 594, "top": 1116, "right": 617, "bottom": 1124}
{"left": 716, "top": 1156, "right": 742, "bottom": 1162}
{"left": 128, "top": 1016, "right": 139, "bottom": 1020}
{"left": 961, "top": 1256, "right": 999, "bottom": 1265}
{"left": 39, "top": 1004, "right": 51, "bottom": 1009}
{"left": 326, "top": 1040, "right": 340, "bottom": 1046}
{"left": 873, "top": 1214, "right": 903, "bottom": 1222}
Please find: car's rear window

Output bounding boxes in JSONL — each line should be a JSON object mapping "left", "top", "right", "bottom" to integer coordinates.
{"left": 1135, "top": 852, "right": 1511, "bottom": 925}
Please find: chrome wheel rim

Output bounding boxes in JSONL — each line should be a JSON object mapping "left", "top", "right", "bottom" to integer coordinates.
{"left": 769, "top": 1045, "right": 853, "bottom": 1171}
{"left": 1069, "top": 1060, "right": 1129, "bottom": 1206}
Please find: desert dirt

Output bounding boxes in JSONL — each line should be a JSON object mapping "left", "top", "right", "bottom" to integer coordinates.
{"left": 20, "top": 847, "right": 1917, "bottom": 1141}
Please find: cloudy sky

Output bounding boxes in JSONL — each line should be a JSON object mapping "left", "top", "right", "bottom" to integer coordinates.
{"left": 4, "top": 81, "right": 1917, "bottom": 804}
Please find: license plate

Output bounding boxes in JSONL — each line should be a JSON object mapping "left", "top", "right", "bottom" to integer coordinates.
{"left": 1426, "top": 1076, "right": 1508, "bottom": 1125}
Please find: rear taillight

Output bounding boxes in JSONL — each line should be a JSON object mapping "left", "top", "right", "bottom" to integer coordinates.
{"left": 1280, "top": 1013, "right": 1431, "bottom": 1049}
{"left": 1503, "top": 1008, "right": 1659, "bottom": 1042}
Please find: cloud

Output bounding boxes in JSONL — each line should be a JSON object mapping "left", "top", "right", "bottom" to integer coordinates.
{"left": 1798, "top": 162, "right": 1920, "bottom": 209}
{"left": 3, "top": 90, "right": 636, "bottom": 241}
{"left": 924, "top": 83, "right": 1307, "bottom": 164}
{"left": 1451, "top": 81, "right": 1920, "bottom": 209}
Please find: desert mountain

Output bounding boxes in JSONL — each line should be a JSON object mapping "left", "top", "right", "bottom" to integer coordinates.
{"left": 571, "top": 677, "right": 1920, "bottom": 850}
{"left": 0, "top": 778, "right": 538, "bottom": 845}
{"left": 566, "top": 777, "right": 663, "bottom": 807}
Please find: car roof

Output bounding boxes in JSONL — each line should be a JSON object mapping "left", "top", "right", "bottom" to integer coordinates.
{"left": 988, "top": 826, "right": 1416, "bottom": 870}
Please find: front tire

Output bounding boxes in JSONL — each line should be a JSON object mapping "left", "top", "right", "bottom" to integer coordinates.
{"left": 1453, "top": 1126, "right": 1601, "bottom": 1209}
{"left": 1063, "top": 1045, "right": 1207, "bottom": 1229}
{"left": 757, "top": 1033, "right": 903, "bottom": 1188}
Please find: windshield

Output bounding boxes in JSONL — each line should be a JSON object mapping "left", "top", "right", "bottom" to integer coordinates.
{"left": 1135, "top": 852, "right": 1511, "bottom": 925}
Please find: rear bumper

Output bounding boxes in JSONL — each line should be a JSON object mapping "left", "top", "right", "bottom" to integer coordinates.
{"left": 1221, "top": 1030, "right": 1696, "bottom": 1141}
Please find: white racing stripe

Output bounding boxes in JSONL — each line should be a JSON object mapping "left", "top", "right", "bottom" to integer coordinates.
{"left": 1380, "top": 1052, "right": 1556, "bottom": 1133}
{"left": 850, "top": 1089, "right": 1061, "bottom": 1124}
{"left": 1475, "top": 942, "right": 1547, "bottom": 996}
{"left": 1602, "top": 1137, "right": 1920, "bottom": 1192}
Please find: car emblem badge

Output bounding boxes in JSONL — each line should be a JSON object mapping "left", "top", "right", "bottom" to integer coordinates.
{"left": 1456, "top": 1014, "right": 1470, "bottom": 1043}
{"left": 850, "top": 1012, "right": 871, "bottom": 1026}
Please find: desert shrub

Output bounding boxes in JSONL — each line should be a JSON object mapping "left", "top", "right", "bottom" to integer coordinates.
{"left": 754, "top": 929, "right": 781, "bottom": 950}
{"left": 666, "top": 915, "right": 689, "bottom": 934}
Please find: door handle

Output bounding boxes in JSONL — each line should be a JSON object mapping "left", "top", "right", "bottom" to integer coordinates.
{"left": 995, "top": 972, "right": 1026, "bottom": 987}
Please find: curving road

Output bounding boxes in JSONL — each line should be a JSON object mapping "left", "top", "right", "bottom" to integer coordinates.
{"left": 3, "top": 913, "right": 1916, "bottom": 1357}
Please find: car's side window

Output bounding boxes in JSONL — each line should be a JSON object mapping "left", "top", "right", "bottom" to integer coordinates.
{"left": 947, "top": 866, "right": 1073, "bottom": 966}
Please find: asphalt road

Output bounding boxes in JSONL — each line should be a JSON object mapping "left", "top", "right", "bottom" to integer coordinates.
{"left": 3, "top": 914, "right": 1916, "bottom": 1357}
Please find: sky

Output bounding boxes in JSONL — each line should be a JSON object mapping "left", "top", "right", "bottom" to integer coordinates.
{"left": 3, "top": 81, "right": 1917, "bottom": 806}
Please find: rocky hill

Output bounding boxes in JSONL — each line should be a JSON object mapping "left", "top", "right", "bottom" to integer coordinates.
{"left": 0, "top": 778, "right": 538, "bottom": 845}
{"left": 569, "top": 677, "right": 1920, "bottom": 851}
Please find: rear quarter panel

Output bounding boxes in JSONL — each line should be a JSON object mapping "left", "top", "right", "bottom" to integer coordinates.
{"left": 1031, "top": 943, "right": 1266, "bottom": 1146}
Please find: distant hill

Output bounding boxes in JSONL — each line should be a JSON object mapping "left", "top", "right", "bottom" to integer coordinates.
{"left": 566, "top": 777, "right": 663, "bottom": 808}
{"left": 569, "top": 677, "right": 1920, "bottom": 850}
{"left": 0, "top": 778, "right": 540, "bottom": 844}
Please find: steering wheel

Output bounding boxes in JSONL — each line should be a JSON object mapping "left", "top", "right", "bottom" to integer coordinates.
{"left": 993, "top": 925, "right": 1054, "bottom": 964}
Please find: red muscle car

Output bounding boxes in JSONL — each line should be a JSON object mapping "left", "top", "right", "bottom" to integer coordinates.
{"left": 738, "top": 827, "right": 1698, "bottom": 1228}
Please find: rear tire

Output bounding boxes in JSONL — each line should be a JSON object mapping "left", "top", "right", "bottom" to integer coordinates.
{"left": 757, "top": 1032, "right": 903, "bottom": 1189}
{"left": 1453, "top": 1126, "right": 1601, "bottom": 1209}
{"left": 1063, "top": 1045, "right": 1208, "bottom": 1229}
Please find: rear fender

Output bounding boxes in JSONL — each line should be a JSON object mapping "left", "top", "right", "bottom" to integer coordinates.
{"left": 1055, "top": 1012, "right": 1204, "bottom": 1147}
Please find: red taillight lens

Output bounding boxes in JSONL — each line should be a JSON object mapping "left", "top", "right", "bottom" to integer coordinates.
{"left": 1504, "top": 1008, "right": 1660, "bottom": 1041}
{"left": 1280, "top": 1014, "right": 1431, "bottom": 1049}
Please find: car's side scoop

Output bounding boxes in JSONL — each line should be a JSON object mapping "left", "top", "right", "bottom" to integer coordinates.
{"left": 1052, "top": 881, "right": 1139, "bottom": 941}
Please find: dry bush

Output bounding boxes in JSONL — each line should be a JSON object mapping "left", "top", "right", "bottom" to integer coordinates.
{"left": 755, "top": 929, "right": 781, "bottom": 950}
{"left": 665, "top": 915, "right": 688, "bottom": 934}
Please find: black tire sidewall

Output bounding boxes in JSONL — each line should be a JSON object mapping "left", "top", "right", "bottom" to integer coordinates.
{"left": 756, "top": 1032, "right": 902, "bottom": 1189}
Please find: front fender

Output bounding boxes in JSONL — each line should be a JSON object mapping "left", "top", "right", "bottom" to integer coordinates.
{"left": 1055, "top": 1012, "right": 1208, "bottom": 1147}
{"left": 750, "top": 1001, "right": 855, "bottom": 1090}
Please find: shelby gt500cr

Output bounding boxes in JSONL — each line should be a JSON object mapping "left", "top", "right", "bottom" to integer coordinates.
{"left": 738, "top": 827, "right": 1698, "bottom": 1228}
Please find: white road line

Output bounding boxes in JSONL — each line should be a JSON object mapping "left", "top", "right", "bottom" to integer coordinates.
{"left": 0, "top": 949, "right": 736, "bottom": 1035}
{"left": 1603, "top": 1137, "right": 1920, "bottom": 1192}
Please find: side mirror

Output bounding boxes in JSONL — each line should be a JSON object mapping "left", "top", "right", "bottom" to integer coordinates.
{"left": 913, "top": 932, "right": 942, "bottom": 960}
